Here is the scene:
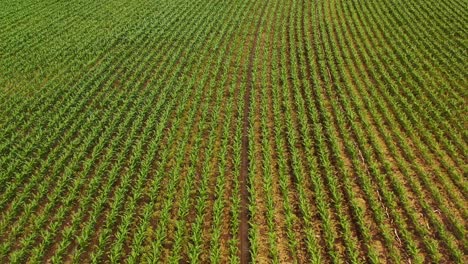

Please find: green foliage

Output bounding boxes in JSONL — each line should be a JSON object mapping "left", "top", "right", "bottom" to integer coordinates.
{"left": 0, "top": 0, "right": 465, "bottom": 263}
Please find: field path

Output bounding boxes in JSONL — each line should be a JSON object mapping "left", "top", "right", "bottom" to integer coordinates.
{"left": 239, "top": 1, "right": 270, "bottom": 263}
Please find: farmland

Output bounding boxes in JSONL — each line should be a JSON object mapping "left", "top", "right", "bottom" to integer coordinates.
{"left": 0, "top": 0, "right": 467, "bottom": 263}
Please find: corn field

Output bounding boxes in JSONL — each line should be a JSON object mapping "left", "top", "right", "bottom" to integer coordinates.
{"left": 0, "top": 0, "right": 466, "bottom": 263}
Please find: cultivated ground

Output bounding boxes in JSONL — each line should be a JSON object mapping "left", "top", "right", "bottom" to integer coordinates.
{"left": 0, "top": 0, "right": 466, "bottom": 263}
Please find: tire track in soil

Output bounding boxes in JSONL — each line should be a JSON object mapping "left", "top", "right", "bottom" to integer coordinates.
{"left": 239, "top": 1, "right": 269, "bottom": 263}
